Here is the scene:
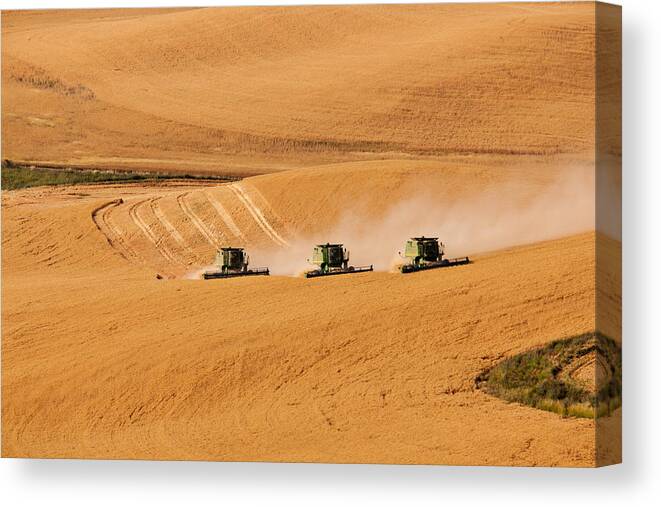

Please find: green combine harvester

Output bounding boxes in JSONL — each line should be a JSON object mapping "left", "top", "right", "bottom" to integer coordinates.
{"left": 399, "top": 237, "right": 470, "bottom": 273}
{"left": 305, "top": 243, "right": 373, "bottom": 278}
{"left": 203, "top": 247, "right": 269, "bottom": 279}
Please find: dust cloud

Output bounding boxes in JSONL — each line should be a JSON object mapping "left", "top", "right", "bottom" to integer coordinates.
{"left": 251, "top": 165, "right": 596, "bottom": 276}
{"left": 183, "top": 265, "right": 217, "bottom": 280}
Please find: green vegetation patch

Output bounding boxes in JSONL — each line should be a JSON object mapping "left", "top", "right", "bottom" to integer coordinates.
{"left": 476, "top": 332, "right": 621, "bottom": 419}
{"left": 1, "top": 160, "right": 238, "bottom": 190}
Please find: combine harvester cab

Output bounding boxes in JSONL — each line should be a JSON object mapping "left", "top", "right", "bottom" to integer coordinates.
{"left": 399, "top": 237, "right": 470, "bottom": 274}
{"left": 203, "top": 247, "right": 269, "bottom": 279}
{"left": 305, "top": 243, "right": 373, "bottom": 278}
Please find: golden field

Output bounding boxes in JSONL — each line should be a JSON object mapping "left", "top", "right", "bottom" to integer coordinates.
{"left": 1, "top": 3, "right": 621, "bottom": 465}
{"left": 2, "top": 3, "right": 606, "bottom": 174}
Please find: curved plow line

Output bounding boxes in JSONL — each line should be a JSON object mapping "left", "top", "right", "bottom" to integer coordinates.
{"left": 151, "top": 197, "right": 200, "bottom": 265}
{"left": 236, "top": 184, "right": 290, "bottom": 247}
{"left": 204, "top": 190, "right": 245, "bottom": 240}
{"left": 246, "top": 184, "right": 287, "bottom": 226}
{"left": 229, "top": 184, "right": 290, "bottom": 247}
{"left": 150, "top": 198, "right": 191, "bottom": 249}
{"left": 128, "top": 199, "right": 180, "bottom": 265}
{"left": 92, "top": 199, "right": 140, "bottom": 261}
{"left": 177, "top": 192, "right": 221, "bottom": 247}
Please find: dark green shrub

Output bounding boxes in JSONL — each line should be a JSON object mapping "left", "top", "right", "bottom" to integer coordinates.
{"left": 476, "top": 332, "right": 621, "bottom": 419}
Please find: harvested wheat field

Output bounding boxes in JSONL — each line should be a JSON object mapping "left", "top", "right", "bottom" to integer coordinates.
{"left": 1, "top": 3, "right": 621, "bottom": 466}
{"left": 2, "top": 3, "right": 610, "bottom": 174}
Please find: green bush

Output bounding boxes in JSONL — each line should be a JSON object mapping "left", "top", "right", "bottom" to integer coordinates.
{"left": 476, "top": 332, "right": 621, "bottom": 419}
{"left": 1, "top": 161, "right": 238, "bottom": 190}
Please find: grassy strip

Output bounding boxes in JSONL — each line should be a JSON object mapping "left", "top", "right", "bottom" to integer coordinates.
{"left": 476, "top": 332, "right": 621, "bottom": 419}
{"left": 1, "top": 159, "right": 239, "bottom": 190}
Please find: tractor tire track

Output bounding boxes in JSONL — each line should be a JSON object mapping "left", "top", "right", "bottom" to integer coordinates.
{"left": 176, "top": 192, "right": 221, "bottom": 247}
{"left": 128, "top": 198, "right": 181, "bottom": 265}
{"left": 149, "top": 198, "right": 191, "bottom": 251}
{"left": 246, "top": 184, "right": 288, "bottom": 229}
{"left": 91, "top": 199, "right": 139, "bottom": 262}
{"left": 204, "top": 189, "right": 245, "bottom": 241}
{"left": 228, "top": 184, "right": 289, "bottom": 247}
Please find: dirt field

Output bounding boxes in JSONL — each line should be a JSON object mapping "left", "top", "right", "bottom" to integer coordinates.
{"left": 1, "top": 3, "right": 621, "bottom": 466}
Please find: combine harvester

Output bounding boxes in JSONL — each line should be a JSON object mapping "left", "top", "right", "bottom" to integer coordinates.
{"left": 305, "top": 243, "right": 373, "bottom": 278}
{"left": 399, "top": 237, "right": 470, "bottom": 274}
{"left": 203, "top": 247, "right": 269, "bottom": 279}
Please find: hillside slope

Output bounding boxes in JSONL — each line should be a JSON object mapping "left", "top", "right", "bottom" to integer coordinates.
{"left": 1, "top": 158, "right": 596, "bottom": 279}
{"left": 1, "top": 162, "right": 620, "bottom": 465}
{"left": 2, "top": 3, "right": 598, "bottom": 173}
